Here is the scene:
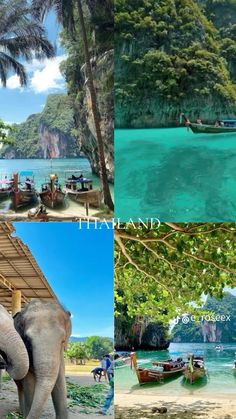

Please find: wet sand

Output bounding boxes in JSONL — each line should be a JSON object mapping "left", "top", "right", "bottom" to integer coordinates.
{"left": 0, "top": 203, "right": 114, "bottom": 221}
{"left": 115, "top": 392, "right": 236, "bottom": 418}
{"left": 0, "top": 200, "right": 101, "bottom": 221}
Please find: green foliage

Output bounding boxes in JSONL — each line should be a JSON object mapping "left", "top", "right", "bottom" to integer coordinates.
{"left": 2, "top": 374, "right": 11, "bottom": 382}
{"left": 115, "top": 223, "right": 236, "bottom": 323}
{"left": 85, "top": 336, "right": 113, "bottom": 359}
{"left": 0, "top": 0, "right": 54, "bottom": 87}
{"left": 115, "top": 0, "right": 236, "bottom": 126}
{"left": 41, "top": 94, "right": 75, "bottom": 133}
{"left": 172, "top": 320, "right": 203, "bottom": 343}
{"left": 0, "top": 94, "right": 77, "bottom": 158}
{"left": 172, "top": 292, "right": 236, "bottom": 342}
{"left": 0, "top": 120, "right": 15, "bottom": 144}
{"left": 60, "top": 2, "right": 113, "bottom": 113}
{"left": 65, "top": 342, "right": 90, "bottom": 364}
{"left": 67, "top": 381, "right": 106, "bottom": 408}
{"left": 5, "top": 114, "right": 41, "bottom": 158}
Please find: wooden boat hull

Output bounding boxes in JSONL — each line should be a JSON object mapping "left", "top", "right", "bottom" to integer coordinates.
{"left": 183, "top": 367, "right": 206, "bottom": 383}
{"left": 136, "top": 366, "right": 185, "bottom": 385}
{"left": 65, "top": 189, "right": 101, "bottom": 208}
{"left": 10, "top": 189, "right": 38, "bottom": 210}
{"left": 190, "top": 123, "right": 236, "bottom": 134}
{"left": 39, "top": 190, "right": 65, "bottom": 209}
{"left": 0, "top": 190, "right": 10, "bottom": 200}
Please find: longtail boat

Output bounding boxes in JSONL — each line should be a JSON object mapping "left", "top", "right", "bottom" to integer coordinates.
{"left": 180, "top": 113, "right": 236, "bottom": 134}
{"left": 183, "top": 355, "right": 206, "bottom": 384}
{"left": 135, "top": 359, "right": 186, "bottom": 385}
{"left": 63, "top": 170, "right": 101, "bottom": 208}
{"left": 0, "top": 177, "right": 13, "bottom": 200}
{"left": 39, "top": 174, "right": 65, "bottom": 208}
{"left": 10, "top": 171, "right": 38, "bottom": 210}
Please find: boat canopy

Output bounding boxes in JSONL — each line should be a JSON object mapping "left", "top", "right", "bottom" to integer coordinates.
{"left": 0, "top": 179, "right": 12, "bottom": 184}
{"left": 68, "top": 178, "right": 92, "bottom": 184}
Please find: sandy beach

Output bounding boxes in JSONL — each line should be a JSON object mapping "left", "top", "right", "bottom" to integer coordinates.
{"left": 0, "top": 204, "right": 114, "bottom": 221}
{"left": 0, "top": 202, "right": 101, "bottom": 221}
{"left": 115, "top": 392, "right": 236, "bottom": 418}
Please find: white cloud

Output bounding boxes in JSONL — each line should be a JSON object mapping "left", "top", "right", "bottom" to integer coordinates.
{"left": 5, "top": 55, "right": 66, "bottom": 94}
{"left": 30, "top": 55, "right": 66, "bottom": 93}
{"left": 6, "top": 74, "right": 21, "bottom": 89}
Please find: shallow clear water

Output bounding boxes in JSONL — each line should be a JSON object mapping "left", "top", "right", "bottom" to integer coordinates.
{"left": 115, "top": 342, "right": 236, "bottom": 396}
{"left": 0, "top": 158, "right": 100, "bottom": 213}
{"left": 115, "top": 128, "right": 236, "bottom": 221}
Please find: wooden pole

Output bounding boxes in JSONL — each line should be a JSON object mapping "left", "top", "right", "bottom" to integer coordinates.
{"left": 12, "top": 290, "right": 21, "bottom": 316}
{"left": 85, "top": 203, "right": 89, "bottom": 216}
{"left": 12, "top": 173, "right": 19, "bottom": 211}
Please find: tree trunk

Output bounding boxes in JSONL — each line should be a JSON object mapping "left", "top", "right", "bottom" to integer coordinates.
{"left": 76, "top": 0, "right": 114, "bottom": 211}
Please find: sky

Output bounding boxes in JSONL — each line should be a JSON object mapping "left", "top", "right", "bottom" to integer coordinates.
{"left": 12, "top": 222, "right": 114, "bottom": 338}
{"left": 0, "top": 12, "right": 66, "bottom": 123}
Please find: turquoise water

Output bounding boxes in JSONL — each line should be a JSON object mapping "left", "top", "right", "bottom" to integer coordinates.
{"left": 0, "top": 158, "right": 100, "bottom": 213}
{"left": 115, "top": 128, "right": 236, "bottom": 221}
{"left": 115, "top": 343, "right": 236, "bottom": 395}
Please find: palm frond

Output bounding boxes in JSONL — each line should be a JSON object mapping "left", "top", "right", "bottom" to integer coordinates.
{"left": 32, "top": 0, "right": 75, "bottom": 34}
{"left": 0, "top": 0, "right": 55, "bottom": 86}
{"left": 0, "top": 52, "right": 27, "bottom": 86}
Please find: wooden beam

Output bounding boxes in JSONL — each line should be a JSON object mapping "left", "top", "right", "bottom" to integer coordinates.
{"left": 12, "top": 290, "right": 21, "bottom": 316}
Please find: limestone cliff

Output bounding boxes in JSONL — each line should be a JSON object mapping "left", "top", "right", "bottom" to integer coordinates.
{"left": 0, "top": 94, "right": 79, "bottom": 159}
{"left": 115, "top": 0, "right": 236, "bottom": 128}
{"left": 171, "top": 293, "right": 236, "bottom": 343}
{"left": 115, "top": 316, "right": 170, "bottom": 351}
{"left": 75, "top": 50, "right": 114, "bottom": 182}
{"left": 39, "top": 123, "right": 77, "bottom": 158}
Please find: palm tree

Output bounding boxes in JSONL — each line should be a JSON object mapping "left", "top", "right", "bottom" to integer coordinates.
{"left": 32, "top": 0, "right": 114, "bottom": 211}
{"left": 0, "top": 0, "right": 55, "bottom": 87}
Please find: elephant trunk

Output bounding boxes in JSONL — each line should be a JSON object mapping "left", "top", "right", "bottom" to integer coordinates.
{"left": 0, "top": 326, "right": 29, "bottom": 380}
{"left": 26, "top": 362, "right": 60, "bottom": 419}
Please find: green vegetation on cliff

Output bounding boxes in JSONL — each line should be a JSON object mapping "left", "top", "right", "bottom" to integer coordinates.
{"left": 115, "top": 302, "right": 170, "bottom": 350}
{"left": 115, "top": 0, "right": 236, "bottom": 127}
{"left": 39, "top": 93, "right": 75, "bottom": 133}
{"left": 0, "top": 94, "right": 77, "bottom": 158}
{"left": 172, "top": 293, "right": 236, "bottom": 342}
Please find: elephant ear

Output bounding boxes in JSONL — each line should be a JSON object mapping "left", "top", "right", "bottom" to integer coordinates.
{"left": 14, "top": 311, "right": 33, "bottom": 361}
{"left": 13, "top": 310, "right": 25, "bottom": 336}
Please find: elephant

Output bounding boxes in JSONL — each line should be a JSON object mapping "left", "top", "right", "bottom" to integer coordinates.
{"left": 14, "top": 299, "right": 71, "bottom": 419}
{"left": 0, "top": 303, "right": 29, "bottom": 381}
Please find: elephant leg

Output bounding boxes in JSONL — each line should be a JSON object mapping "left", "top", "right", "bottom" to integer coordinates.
{"left": 15, "top": 380, "right": 25, "bottom": 415}
{"left": 51, "top": 356, "right": 68, "bottom": 419}
{"left": 22, "top": 372, "right": 35, "bottom": 417}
